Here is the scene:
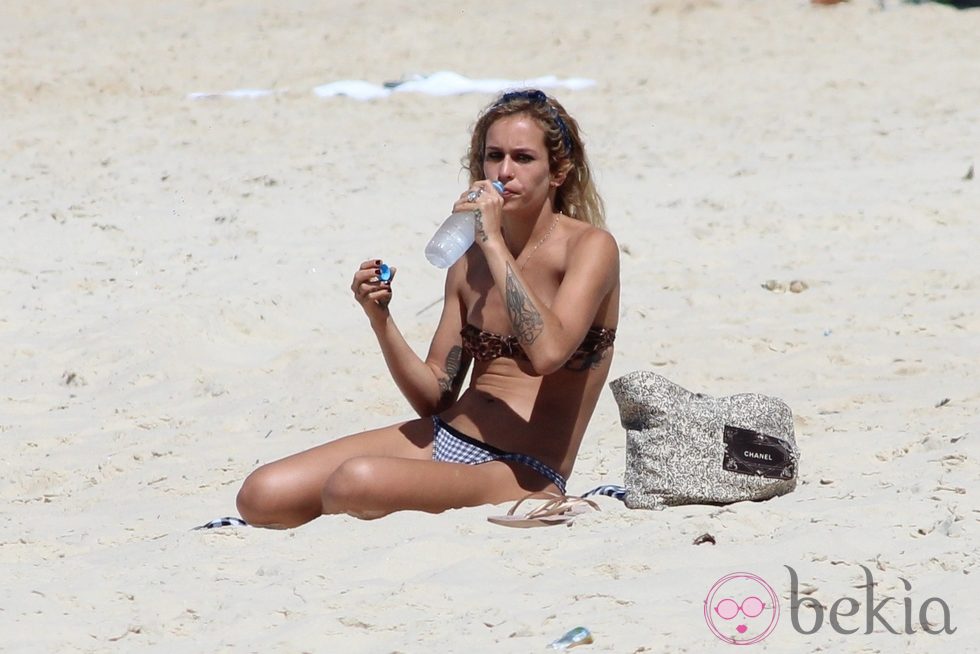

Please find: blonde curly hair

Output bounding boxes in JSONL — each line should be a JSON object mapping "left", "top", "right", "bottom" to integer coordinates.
{"left": 464, "top": 90, "right": 606, "bottom": 229}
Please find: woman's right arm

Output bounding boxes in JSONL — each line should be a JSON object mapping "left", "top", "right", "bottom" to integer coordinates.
{"left": 351, "top": 259, "right": 471, "bottom": 417}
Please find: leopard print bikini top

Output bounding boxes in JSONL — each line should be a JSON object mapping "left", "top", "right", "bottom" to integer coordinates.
{"left": 460, "top": 323, "right": 616, "bottom": 363}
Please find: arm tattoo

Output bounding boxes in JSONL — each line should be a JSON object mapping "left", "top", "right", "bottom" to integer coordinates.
{"left": 436, "top": 374, "right": 452, "bottom": 396}
{"left": 473, "top": 208, "right": 488, "bottom": 243}
{"left": 438, "top": 345, "right": 468, "bottom": 397}
{"left": 505, "top": 262, "right": 543, "bottom": 345}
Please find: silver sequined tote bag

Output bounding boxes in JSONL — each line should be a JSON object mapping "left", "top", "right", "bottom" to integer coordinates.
{"left": 609, "top": 371, "right": 800, "bottom": 510}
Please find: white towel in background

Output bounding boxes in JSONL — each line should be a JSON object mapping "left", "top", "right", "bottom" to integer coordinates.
{"left": 382, "top": 71, "right": 596, "bottom": 97}
{"left": 187, "top": 88, "right": 280, "bottom": 100}
{"left": 188, "top": 72, "right": 595, "bottom": 101}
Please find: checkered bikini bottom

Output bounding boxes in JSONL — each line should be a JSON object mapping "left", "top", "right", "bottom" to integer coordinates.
{"left": 431, "top": 416, "right": 567, "bottom": 494}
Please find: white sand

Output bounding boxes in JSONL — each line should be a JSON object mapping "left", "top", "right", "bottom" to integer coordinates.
{"left": 3, "top": 0, "right": 978, "bottom": 651}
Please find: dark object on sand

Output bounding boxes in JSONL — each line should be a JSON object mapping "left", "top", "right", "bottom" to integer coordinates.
{"left": 693, "top": 533, "right": 717, "bottom": 546}
{"left": 910, "top": 0, "right": 980, "bottom": 7}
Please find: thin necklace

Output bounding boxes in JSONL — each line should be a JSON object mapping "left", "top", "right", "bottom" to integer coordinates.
{"left": 519, "top": 213, "right": 561, "bottom": 271}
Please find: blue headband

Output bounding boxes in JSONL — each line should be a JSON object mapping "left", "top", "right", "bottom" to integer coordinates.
{"left": 497, "top": 89, "right": 572, "bottom": 154}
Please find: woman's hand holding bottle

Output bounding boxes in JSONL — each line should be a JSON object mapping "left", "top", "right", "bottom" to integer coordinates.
{"left": 425, "top": 180, "right": 505, "bottom": 268}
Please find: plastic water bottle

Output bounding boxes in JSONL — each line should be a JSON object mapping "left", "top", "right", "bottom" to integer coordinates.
{"left": 424, "top": 181, "right": 505, "bottom": 268}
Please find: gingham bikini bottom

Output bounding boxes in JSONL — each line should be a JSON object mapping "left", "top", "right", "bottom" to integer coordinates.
{"left": 431, "top": 416, "right": 567, "bottom": 494}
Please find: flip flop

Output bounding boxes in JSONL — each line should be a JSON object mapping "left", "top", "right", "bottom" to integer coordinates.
{"left": 192, "top": 516, "right": 248, "bottom": 530}
{"left": 487, "top": 492, "right": 600, "bottom": 528}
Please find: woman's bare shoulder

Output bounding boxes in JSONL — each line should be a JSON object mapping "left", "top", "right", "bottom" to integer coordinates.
{"left": 566, "top": 221, "right": 619, "bottom": 261}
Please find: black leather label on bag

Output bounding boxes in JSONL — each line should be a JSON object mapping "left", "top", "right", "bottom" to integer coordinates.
{"left": 723, "top": 425, "right": 796, "bottom": 480}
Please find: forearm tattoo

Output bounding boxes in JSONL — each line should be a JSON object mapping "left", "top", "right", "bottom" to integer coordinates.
{"left": 505, "top": 262, "right": 543, "bottom": 345}
{"left": 473, "top": 208, "right": 488, "bottom": 243}
{"left": 438, "top": 345, "right": 468, "bottom": 397}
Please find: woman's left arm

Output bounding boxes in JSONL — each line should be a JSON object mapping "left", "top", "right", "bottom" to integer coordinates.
{"left": 481, "top": 228, "right": 619, "bottom": 375}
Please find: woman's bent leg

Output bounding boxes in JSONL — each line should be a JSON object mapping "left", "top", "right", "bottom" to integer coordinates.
{"left": 320, "top": 457, "right": 548, "bottom": 520}
{"left": 236, "top": 419, "right": 433, "bottom": 529}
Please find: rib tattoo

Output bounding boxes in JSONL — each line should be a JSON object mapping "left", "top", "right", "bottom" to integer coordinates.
{"left": 563, "top": 350, "right": 605, "bottom": 372}
{"left": 505, "top": 262, "right": 544, "bottom": 345}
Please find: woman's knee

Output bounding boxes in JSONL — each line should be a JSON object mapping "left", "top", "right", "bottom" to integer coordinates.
{"left": 321, "top": 457, "right": 389, "bottom": 519}
{"left": 236, "top": 466, "right": 271, "bottom": 519}
{"left": 236, "top": 464, "right": 303, "bottom": 527}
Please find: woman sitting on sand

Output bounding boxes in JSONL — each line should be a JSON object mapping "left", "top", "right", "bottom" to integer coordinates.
{"left": 236, "top": 90, "right": 620, "bottom": 528}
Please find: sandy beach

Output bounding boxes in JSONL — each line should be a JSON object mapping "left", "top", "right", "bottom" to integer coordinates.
{"left": 3, "top": 0, "right": 978, "bottom": 651}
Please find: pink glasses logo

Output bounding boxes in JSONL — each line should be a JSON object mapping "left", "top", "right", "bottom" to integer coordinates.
{"left": 704, "top": 572, "right": 780, "bottom": 645}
